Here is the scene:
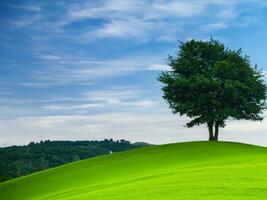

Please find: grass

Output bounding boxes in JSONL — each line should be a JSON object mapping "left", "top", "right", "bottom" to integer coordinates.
{"left": 1, "top": 141, "right": 267, "bottom": 199}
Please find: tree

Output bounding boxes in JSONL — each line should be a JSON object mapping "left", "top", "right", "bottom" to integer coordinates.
{"left": 158, "top": 39, "right": 266, "bottom": 141}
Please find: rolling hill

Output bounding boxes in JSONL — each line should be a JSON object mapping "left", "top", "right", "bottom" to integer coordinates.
{"left": 1, "top": 141, "right": 267, "bottom": 200}
{"left": 0, "top": 139, "right": 143, "bottom": 182}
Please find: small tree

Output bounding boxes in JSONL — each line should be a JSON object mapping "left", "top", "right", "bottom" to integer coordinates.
{"left": 158, "top": 39, "right": 266, "bottom": 141}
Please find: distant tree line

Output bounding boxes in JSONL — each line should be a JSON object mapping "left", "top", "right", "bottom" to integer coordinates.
{"left": 0, "top": 139, "right": 149, "bottom": 182}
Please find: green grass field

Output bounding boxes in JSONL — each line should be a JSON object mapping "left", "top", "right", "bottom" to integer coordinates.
{"left": 1, "top": 141, "right": 267, "bottom": 200}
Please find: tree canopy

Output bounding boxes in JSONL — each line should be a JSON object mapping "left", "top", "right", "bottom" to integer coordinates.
{"left": 158, "top": 39, "right": 266, "bottom": 141}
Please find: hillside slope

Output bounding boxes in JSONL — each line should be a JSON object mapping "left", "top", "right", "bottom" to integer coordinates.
{"left": 0, "top": 139, "right": 140, "bottom": 182}
{"left": 1, "top": 141, "right": 267, "bottom": 200}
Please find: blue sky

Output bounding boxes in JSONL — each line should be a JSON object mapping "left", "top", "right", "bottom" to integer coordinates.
{"left": 1, "top": 0, "right": 267, "bottom": 146}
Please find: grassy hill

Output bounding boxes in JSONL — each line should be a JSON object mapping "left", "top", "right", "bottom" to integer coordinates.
{"left": 0, "top": 139, "right": 141, "bottom": 182}
{"left": 1, "top": 141, "right": 267, "bottom": 200}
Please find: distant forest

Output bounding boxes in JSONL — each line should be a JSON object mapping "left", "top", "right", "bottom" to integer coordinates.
{"left": 0, "top": 139, "right": 149, "bottom": 182}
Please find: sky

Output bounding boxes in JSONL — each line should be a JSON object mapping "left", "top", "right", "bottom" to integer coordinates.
{"left": 1, "top": 0, "right": 267, "bottom": 147}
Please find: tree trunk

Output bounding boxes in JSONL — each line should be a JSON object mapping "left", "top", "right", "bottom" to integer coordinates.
{"left": 208, "top": 121, "right": 214, "bottom": 141}
{"left": 214, "top": 122, "right": 219, "bottom": 141}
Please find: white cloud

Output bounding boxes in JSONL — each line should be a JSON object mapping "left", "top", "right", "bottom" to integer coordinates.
{"left": 7, "top": 0, "right": 266, "bottom": 42}
{"left": 44, "top": 103, "right": 103, "bottom": 111}
{"left": 127, "top": 100, "right": 156, "bottom": 108}
{"left": 20, "top": 82, "right": 51, "bottom": 88}
{"left": 25, "top": 54, "right": 168, "bottom": 86}
{"left": 65, "top": 0, "right": 247, "bottom": 42}
{"left": 37, "top": 54, "right": 61, "bottom": 61}
{"left": 91, "top": 19, "right": 151, "bottom": 39}
{"left": 8, "top": 4, "right": 42, "bottom": 12}
{"left": 147, "top": 64, "right": 170, "bottom": 71}
{"left": 152, "top": 2, "right": 205, "bottom": 18}
{"left": 0, "top": 85, "right": 161, "bottom": 118}
{"left": 81, "top": 87, "right": 159, "bottom": 109}
{"left": 203, "top": 22, "right": 228, "bottom": 31}
{"left": 69, "top": 0, "right": 140, "bottom": 20}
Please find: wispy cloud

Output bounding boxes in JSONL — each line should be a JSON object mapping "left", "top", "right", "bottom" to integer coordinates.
{"left": 151, "top": 2, "right": 205, "bottom": 18}
{"left": 42, "top": 87, "right": 159, "bottom": 114}
{"left": 44, "top": 103, "right": 103, "bottom": 111}
{"left": 90, "top": 19, "right": 153, "bottom": 40}
{"left": 37, "top": 54, "right": 61, "bottom": 61}
{"left": 147, "top": 64, "right": 170, "bottom": 71}
{"left": 3, "top": 0, "right": 249, "bottom": 42}
{"left": 19, "top": 54, "right": 168, "bottom": 87}
{"left": 203, "top": 22, "right": 228, "bottom": 31}
{"left": 7, "top": 4, "right": 42, "bottom": 12}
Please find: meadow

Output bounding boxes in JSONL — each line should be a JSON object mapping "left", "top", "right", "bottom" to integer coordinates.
{"left": 1, "top": 141, "right": 267, "bottom": 200}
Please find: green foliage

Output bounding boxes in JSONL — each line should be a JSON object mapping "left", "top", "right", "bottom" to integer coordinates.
{"left": 158, "top": 39, "right": 266, "bottom": 140}
{"left": 1, "top": 141, "right": 267, "bottom": 199}
{"left": 0, "top": 139, "right": 142, "bottom": 182}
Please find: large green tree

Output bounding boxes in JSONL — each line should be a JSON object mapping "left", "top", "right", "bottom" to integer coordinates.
{"left": 158, "top": 39, "right": 266, "bottom": 141}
